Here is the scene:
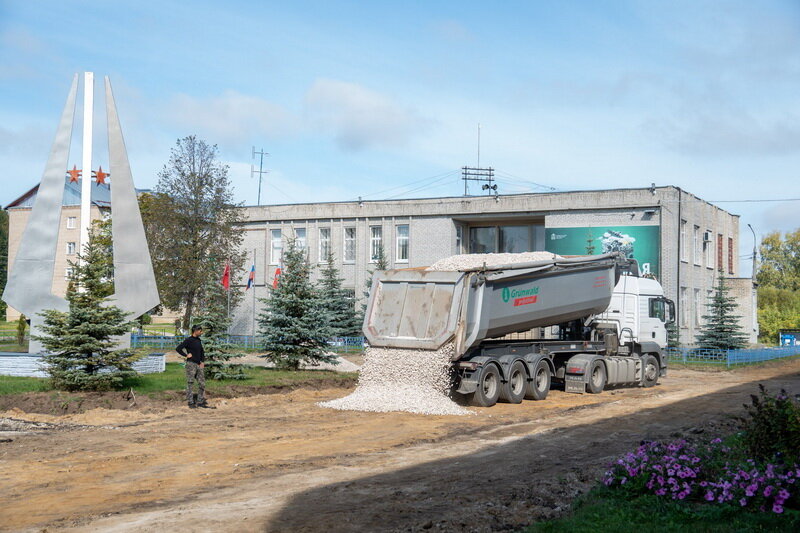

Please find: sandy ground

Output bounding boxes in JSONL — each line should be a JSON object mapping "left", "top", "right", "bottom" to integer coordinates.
{"left": 2, "top": 359, "right": 799, "bottom": 532}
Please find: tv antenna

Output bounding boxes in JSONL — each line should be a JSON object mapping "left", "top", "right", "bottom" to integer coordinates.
{"left": 462, "top": 123, "right": 497, "bottom": 196}
{"left": 251, "top": 146, "right": 269, "bottom": 205}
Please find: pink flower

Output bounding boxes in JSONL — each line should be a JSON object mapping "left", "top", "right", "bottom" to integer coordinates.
{"left": 773, "top": 503, "right": 784, "bottom": 514}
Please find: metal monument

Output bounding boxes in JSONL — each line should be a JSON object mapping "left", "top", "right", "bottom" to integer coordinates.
{"left": 2, "top": 72, "right": 160, "bottom": 353}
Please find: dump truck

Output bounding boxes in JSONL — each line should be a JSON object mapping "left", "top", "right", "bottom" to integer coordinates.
{"left": 363, "top": 252, "right": 675, "bottom": 407}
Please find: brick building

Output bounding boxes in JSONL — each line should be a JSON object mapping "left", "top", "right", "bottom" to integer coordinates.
{"left": 232, "top": 185, "right": 757, "bottom": 344}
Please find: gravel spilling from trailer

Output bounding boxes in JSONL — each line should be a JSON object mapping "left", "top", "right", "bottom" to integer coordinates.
{"left": 427, "top": 251, "right": 561, "bottom": 271}
{"left": 319, "top": 343, "right": 472, "bottom": 416}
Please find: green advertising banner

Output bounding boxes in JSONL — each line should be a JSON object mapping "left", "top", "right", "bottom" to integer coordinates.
{"left": 545, "top": 225, "right": 660, "bottom": 278}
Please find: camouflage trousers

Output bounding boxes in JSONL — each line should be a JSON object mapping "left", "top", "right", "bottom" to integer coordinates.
{"left": 185, "top": 361, "right": 206, "bottom": 404}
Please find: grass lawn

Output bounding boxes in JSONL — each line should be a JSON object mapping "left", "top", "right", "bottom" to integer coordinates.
{"left": 528, "top": 486, "right": 799, "bottom": 533}
{"left": 0, "top": 362, "right": 356, "bottom": 396}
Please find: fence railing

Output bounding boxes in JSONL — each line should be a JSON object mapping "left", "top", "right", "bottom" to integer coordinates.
{"left": 130, "top": 334, "right": 366, "bottom": 353}
{"left": 665, "top": 346, "right": 800, "bottom": 367}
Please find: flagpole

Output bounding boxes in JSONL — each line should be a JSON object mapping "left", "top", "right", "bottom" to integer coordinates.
{"left": 226, "top": 258, "right": 231, "bottom": 336}
{"left": 252, "top": 248, "right": 256, "bottom": 342}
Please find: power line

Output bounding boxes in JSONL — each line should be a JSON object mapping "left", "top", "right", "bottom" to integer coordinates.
{"left": 385, "top": 172, "right": 460, "bottom": 200}
{"left": 358, "top": 169, "right": 460, "bottom": 200}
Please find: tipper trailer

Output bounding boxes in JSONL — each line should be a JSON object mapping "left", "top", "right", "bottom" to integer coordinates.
{"left": 363, "top": 252, "right": 675, "bottom": 407}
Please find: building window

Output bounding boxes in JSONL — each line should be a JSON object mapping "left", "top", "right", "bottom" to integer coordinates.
{"left": 455, "top": 225, "right": 463, "bottom": 253}
{"left": 704, "top": 229, "right": 713, "bottom": 268}
{"left": 65, "top": 267, "right": 74, "bottom": 281}
{"left": 693, "top": 225, "right": 701, "bottom": 265}
{"left": 470, "top": 227, "right": 497, "bottom": 253}
{"left": 343, "top": 227, "right": 356, "bottom": 263}
{"left": 396, "top": 224, "right": 409, "bottom": 263}
{"left": 370, "top": 226, "right": 383, "bottom": 263}
{"left": 680, "top": 220, "right": 687, "bottom": 262}
{"left": 318, "top": 228, "right": 331, "bottom": 262}
{"left": 66, "top": 242, "right": 76, "bottom": 255}
{"left": 270, "top": 229, "right": 282, "bottom": 265}
{"left": 294, "top": 228, "right": 306, "bottom": 250}
{"left": 728, "top": 237, "right": 734, "bottom": 274}
{"left": 717, "top": 234, "right": 723, "bottom": 271}
{"left": 66, "top": 216, "right": 77, "bottom": 229}
{"left": 680, "top": 287, "right": 688, "bottom": 328}
{"left": 499, "top": 225, "right": 530, "bottom": 253}
{"left": 694, "top": 288, "right": 702, "bottom": 326}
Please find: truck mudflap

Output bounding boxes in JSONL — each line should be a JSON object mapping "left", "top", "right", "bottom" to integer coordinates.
{"left": 563, "top": 353, "right": 603, "bottom": 394}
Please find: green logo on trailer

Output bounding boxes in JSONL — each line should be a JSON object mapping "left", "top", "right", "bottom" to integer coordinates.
{"left": 502, "top": 287, "right": 510, "bottom": 303}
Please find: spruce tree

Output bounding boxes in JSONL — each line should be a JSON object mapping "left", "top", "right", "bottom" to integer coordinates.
{"left": 36, "top": 229, "right": 137, "bottom": 391}
{"left": 258, "top": 239, "right": 335, "bottom": 370}
{"left": 194, "top": 276, "right": 246, "bottom": 379}
{"left": 318, "top": 253, "right": 362, "bottom": 337}
{"left": 355, "top": 244, "right": 388, "bottom": 329}
{"left": 695, "top": 273, "right": 749, "bottom": 350}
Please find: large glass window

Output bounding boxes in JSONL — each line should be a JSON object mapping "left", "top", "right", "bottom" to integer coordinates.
{"left": 344, "top": 227, "right": 356, "bottom": 263}
{"left": 704, "top": 229, "right": 713, "bottom": 268}
{"left": 499, "top": 226, "right": 529, "bottom": 253}
{"left": 693, "top": 225, "right": 701, "bottom": 265}
{"left": 370, "top": 226, "right": 383, "bottom": 262}
{"left": 649, "top": 298, "right": 665, "bottom": 321}
{"left": 318, "top": 228, "right": 331, "bottom": 262}
{"left": 455, "top": 225, "right": 463, "bottom": 253}
{"left": 66, "top": 242, "right": 76, "bottom": 255}
{"left": 66, "top": 216, "right": 77, "bottom": 229}
{"left": 694, "top": 288, "right": 702, "bottom": 326}
{"left": 396, "top": 224, "right": 409, "bottom": 263}
{"left": 270, "top": 229, "right": 282, "bottom": 265}
{"left": 680, "top": 220, "right": 687, "bottom": 262}
{"left": 728, "top": 237, "right": 734, "bottom": 274}
{"left": 469, "top": 227, "right": 497, "bottom": 253}
{"left": 680, "top": 287, "right": 688, "bottom": 327}
{"left": 294, "top": 228, "right": 306, "bottom": 250}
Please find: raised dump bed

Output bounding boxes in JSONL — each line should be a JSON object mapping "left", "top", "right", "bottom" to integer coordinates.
{"left": 363, "top": 253, "right": 627, "bottom": 360}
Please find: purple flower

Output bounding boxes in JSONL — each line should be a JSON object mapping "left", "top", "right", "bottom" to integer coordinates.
{"left": 763, "top": 486, "right": 773, "bottom": 497}
{"left": 705, "top": 491, "right": 715, "bottom": 501}
{"left": 773, "top": 503, "right": 784, "bottom": 514}
{"left": 739, "top": 498, "right": 747, "bottom": 506}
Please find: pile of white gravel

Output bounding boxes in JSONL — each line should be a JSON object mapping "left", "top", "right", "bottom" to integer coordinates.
{"left": 319, "top": 342, "right": 472, "bottom": 416}
{"left": 427, "top": 251, "right": 561, "bottom": 271}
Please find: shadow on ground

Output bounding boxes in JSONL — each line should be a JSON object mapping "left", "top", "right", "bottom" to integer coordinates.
{"left": 265, "top": 371, "right": 800, "bottom": 533}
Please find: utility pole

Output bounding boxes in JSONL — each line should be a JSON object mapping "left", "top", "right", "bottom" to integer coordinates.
{"left": 747, "top": 224, "right": 757, "bottom": 279}
{"left": 462, "top": 167, "right": 496, "bottom": 196}
{"left": 251, "top": 147, "right": 269, "bottom": 206}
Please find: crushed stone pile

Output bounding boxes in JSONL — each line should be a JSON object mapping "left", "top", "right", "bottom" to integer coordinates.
{"left": 319, "top": 343, "right": 472, "bottom": 416}
{"left": 427, "top": 251, "right": 561, "bottom": 271}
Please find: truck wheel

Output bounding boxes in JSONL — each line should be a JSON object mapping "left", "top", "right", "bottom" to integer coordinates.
{"left": 525, "top": 359, "right": 551, "bottom": 401}
{"left": 499, "top": 361, "right": 527, "bottom": 404}
{"left": 470, "top": 364, "right": 501, "bottom": 407}
{"left": 587, "top": 360, "right": 607, "bottom": 394}
{"left": 642, "top": 355, "right": 659, "bottom": 387}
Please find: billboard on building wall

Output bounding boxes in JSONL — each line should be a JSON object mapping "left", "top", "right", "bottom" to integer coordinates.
{"left": 545, "top": 225, "right": 660, "bottom": 278}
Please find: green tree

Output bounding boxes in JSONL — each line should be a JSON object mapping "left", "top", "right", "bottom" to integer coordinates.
{"left": 756, "top": 286, "right": 800, "bottom": 344}
{"left": 141, "top": 136, "right": 246, "bottom": 330}
{"left": 355, "top": 244, "right": 388, "bottom": 328}
{"left": 194, "top": 276, "right": 246, "bottom": 379}
{"left": 695, "top": 273, "right": 749, "bottom": 350}
{"left": 16, "top": 314, "right": 26, "bottom": 346}
{"left": 258, "top": 239, "right": 334, "bottom": 370}
{"left": 585, "top": 230, "right": 596, "bottom": 255}
{"left": 318, "top": 253, "right": 361, "bottom": 337}
{"left": 35, "top": 229, "right": 137, "bottom": 391}
{"left": 757, "top": 229, "right": 800, "bottom": 291}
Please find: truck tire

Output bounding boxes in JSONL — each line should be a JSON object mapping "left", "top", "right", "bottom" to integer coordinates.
{"left": 525, "top": 359, "right": 551, "bottom": 401}
{"left": 470, "top": 364, "right": 501, "bottom": 407}
{"left": 499, "top": 360, "right": 526, "bottom": 404}
{"left": 642, "top": 354, "right": 659, "bottom": 387}
{"left": 587, "top": 360, "right": 607, "bottom": 394}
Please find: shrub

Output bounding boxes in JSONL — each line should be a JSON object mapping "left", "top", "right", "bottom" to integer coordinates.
{"left": 742, "top": 385, "right": 800, "bottom": 464}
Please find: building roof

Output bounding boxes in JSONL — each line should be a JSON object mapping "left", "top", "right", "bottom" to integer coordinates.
{"left": 5, "top": 178, "right": 150, "bottom": 210}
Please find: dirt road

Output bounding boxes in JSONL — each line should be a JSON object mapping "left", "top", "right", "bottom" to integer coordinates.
{"left": 2, "top": 360, "right": 799, "bottom": 532}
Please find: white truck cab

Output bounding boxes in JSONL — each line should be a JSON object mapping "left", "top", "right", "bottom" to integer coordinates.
{"left": 594, "top": 274, "right": 675, "bottom": 351}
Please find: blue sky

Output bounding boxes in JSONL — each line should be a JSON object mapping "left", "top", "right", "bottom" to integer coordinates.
{"left": 1, "top": 0, "right": 799, "bottom": 269}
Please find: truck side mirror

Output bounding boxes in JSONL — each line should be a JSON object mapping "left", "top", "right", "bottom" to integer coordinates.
{"left": 665, "top": 299, "right": 675, "bottom": 324}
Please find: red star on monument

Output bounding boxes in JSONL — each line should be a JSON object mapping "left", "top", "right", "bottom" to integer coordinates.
{"left": 94, "top": 166, "right": 109, "bottom": 186}
{"left": 66, "top": 165, "right": 81, "bottom": 183}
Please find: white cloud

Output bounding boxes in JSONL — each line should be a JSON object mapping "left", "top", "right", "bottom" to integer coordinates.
{"left": 304, "top": 78, "right": 430, "bottom": 151}
{"left": 167, "top": 90, "right": 298, "bottom": 145}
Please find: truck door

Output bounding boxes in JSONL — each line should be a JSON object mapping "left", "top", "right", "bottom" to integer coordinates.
{"left": 641, "top": 296, "right": 667, "bottom": 347}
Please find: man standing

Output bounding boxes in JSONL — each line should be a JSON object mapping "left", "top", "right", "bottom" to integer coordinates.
{"left": 176, "top": 325, "right": 208, "bottom": 408}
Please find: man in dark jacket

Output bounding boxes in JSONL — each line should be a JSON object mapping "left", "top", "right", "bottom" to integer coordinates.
{"left": 176, "top": 324, "right": 208, "bottom": 408}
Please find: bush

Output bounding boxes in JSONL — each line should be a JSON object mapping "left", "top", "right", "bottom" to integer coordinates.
{"left": 742, "top": 385, "right": 800, "bottom": 464}
{"left": 602, "top": 438, "right": 799, "bottom": 514}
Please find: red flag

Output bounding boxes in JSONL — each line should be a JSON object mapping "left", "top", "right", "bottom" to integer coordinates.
{"left": 221, "top": 262, "right": 231, "bottom": 290}
{"left": 272, "top": 267, "right": 281, "bottom": 289}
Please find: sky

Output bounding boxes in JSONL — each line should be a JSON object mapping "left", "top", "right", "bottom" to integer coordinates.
{"left": 1, "top": 0, "right": 799, "bottom": 273}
